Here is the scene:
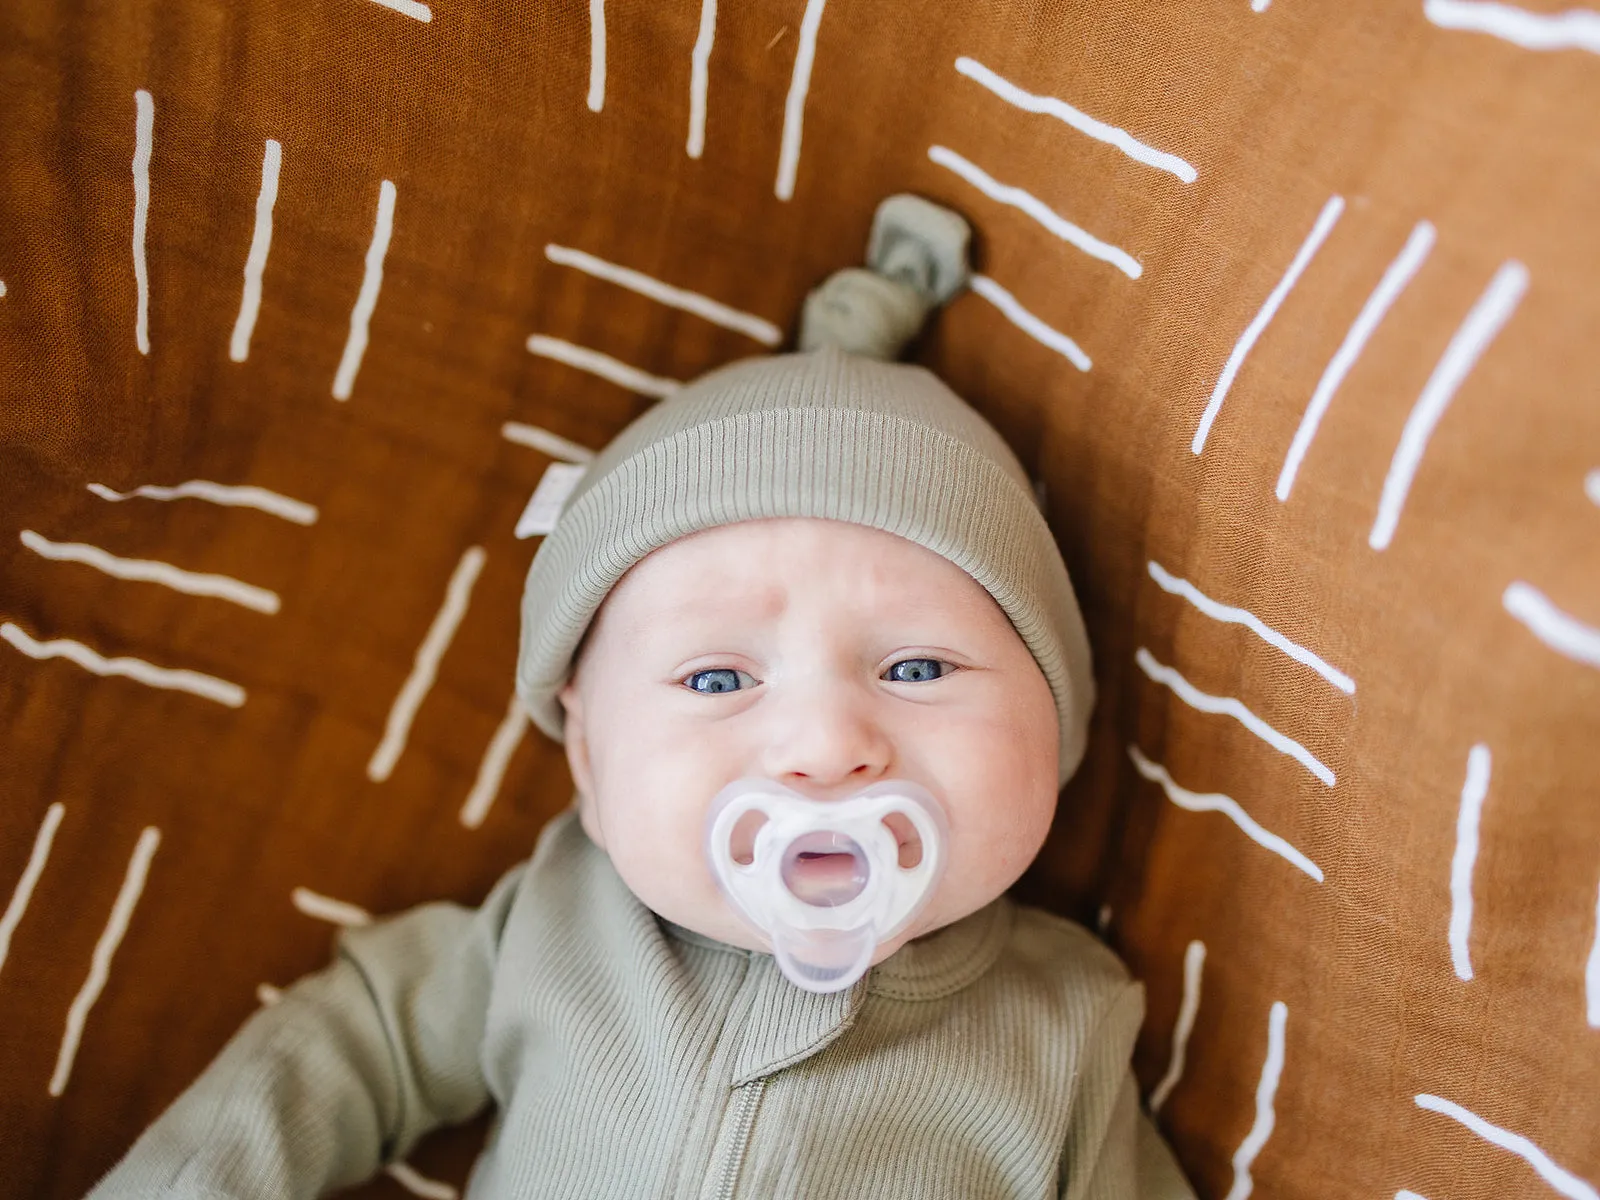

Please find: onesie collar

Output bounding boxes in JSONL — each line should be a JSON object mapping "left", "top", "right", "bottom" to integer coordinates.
{"left": 660, "top": 896, "right": 1014, "bottom": 1006}
{"left": 865, "top": 897, "right": 1015, "bottom": 1001}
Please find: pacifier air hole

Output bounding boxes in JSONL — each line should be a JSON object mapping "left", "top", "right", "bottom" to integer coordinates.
{"left": 728, "top": 810, "right": 768, "bottom": 866}
{"left": 881, "top": 811, "right": 923, "bottom": 868}
{"left": 780, "top": 831, "right": 869, "bottom": 907}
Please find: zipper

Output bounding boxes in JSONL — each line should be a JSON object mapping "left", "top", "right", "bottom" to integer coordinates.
{"left": 711, "top": 1078, "right": 767, "bottom": 1200}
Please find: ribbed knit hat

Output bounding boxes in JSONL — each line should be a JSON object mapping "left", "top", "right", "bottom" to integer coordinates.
{"left": 516, "top": 345, "right": 1095, "bottom": 789}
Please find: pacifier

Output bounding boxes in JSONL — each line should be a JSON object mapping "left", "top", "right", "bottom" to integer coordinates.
{"left": 705, "top": 777, "right": 949, "bottom": 993}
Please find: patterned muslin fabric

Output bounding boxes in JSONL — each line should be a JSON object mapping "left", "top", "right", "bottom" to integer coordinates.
{"left": 0, "top": 1, "right": 1596, "bottom": 1197}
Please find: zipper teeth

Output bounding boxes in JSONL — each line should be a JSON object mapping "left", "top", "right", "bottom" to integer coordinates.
{"left": 713, "top": 1079, "right": 766, "bottom": 1200}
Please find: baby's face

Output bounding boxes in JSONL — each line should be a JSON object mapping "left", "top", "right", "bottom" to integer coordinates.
{"left": 556, "top": 517, "right": 1060, "bottom": 962}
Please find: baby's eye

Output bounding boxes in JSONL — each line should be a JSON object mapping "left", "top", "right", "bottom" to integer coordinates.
{"left": 683, "top": 668, "right": 759, "bottom": 694}
{"left": 882, "top": 657, "right": 953, "bottom": 683}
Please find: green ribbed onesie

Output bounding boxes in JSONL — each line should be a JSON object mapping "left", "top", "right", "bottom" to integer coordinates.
{"left": 87, "top": 810, "right": 1195, "bottom": 1199}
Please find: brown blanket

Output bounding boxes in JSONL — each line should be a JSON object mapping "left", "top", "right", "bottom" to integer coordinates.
{"left": 2, "top": 1, "right": 1597, "bottom": 1196}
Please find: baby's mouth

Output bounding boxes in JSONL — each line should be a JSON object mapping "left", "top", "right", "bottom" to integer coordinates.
{"left": 728, "top": 814, "right": 924, "bottom": 869}
{"left": 782, "top": 832, "right": 869, "bottom": 907}
{"left": 791, "top": 850, "right": 861, "bottom": 889}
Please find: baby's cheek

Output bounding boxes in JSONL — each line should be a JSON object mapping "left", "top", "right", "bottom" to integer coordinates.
{"left": 980, "top": 729, "right": 1059, "bottom": 838}
{"left": 999, "top": 798, "right": 1056, "bottom": 871}
{"left": 607, "top": 829, "right": 711, "bottom": 916}
{"left": 945, "top": 805, "right": 1046, "bottom": 898}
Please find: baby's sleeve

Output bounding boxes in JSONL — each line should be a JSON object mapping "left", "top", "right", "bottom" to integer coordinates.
{"left": 1058, "top": 982, "right": 1198, "bottom": 1200}
{"left": 84, "top": 862, "right": 528, "bottom": 1200}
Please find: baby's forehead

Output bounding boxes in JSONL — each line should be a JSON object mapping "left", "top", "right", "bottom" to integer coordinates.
{"left": 602, "top": 518, "right": 1002, "bottom": 635}
{"left": 636, "top": 519, "right": 950, "bottom": 586}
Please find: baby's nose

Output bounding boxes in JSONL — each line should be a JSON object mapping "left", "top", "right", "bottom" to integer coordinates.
{"left": 781, "top": 763, "right": 883, "bottom": 805}
{"left": 758, "top": 693, "right": 893, "bottom": 797}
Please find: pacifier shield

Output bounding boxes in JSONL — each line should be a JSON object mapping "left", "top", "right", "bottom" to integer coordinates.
{"left": 705, "top": 777, "right": 949, "bottom": 994}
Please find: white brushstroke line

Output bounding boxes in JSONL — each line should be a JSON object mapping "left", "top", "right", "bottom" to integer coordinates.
{"left": 500, "top": 422, "right": 597, "bottom": 464}
{"left": 1147, "top": 560, "right": 1354, "bottom": 695}
{"left": 332, "top": 179, "right": 397, "bottom": 401}
{"left": 291, "top": 887, "right": 373, "bottom": 928}
{"left": 1424, "top": 0, "right": 1600, "bottom": 53}
{"left": 953, "top": 57, "right": 1196, "bottom": 183}
{"left": 368, "top": 546, "right": 486, "bottom": 783}
{"left": 526, "top": 335, "right": 682, "bottom": 398}
{"left": 20, "top": 530, "right": 280, "bottom": 615}
{"left": 49, "top": 827, "right": 160, "bottom": 1097}
{"left": 688, "top": 0, "right": 717, "bottom": 157}
{"left": 969, "top": 274, "right": 1092, "bottom": 372}
{"left": 1585, "top": 469, "right": 1600, "bottom": 507}
{"left": 1397, "top": 1192, "right": 1432, "bottom": 1200}
{"left": 1193, "top": 195, "right": 1344, "bottom": 454}
{"left": 88, "top": 479, "right": 318, "bottom": 525}
{"left": 1149, "top": 939, "right": 1206, "bottom": 1112}
{"left": 775, "top": 0, "right": 829, "bottom": 200}
{"left": 1134, "top": 648, "right": 1336, "bottom": 787}
{"left": 0, "top": 281, "right": 7, "bottom": 297}
{"left": 387, "top": 1162, "right": 459, "bottom": 1200}
{"left": 256, "top": 983, "right": 284, "bottom": 1006}
{"left": 587, "top": 0, "right": 605, "bottom": 112}
{"left": 1587, "top": 876, "right": 1600, "bottom": 1028}
{"left": 1503, "top": 581, "right": 1600, "bottom": 669}
{"left": 1253, "top": 0, "right": 1272, "bottom": 10}
{"left": 1415, "top": 1094, "right": 1599, "bottom": 1200}
{"left": 929, "top": 145, "right": 1142, "bottom": 279}
{"left": 1370, "top": 260, "right": 1528, "bottom": 549}
{"left": 1, "top": 621, "right": 246, "bottom": 707}
{"left": 368, "top": 0, "right": 433, "bottom": 21}
{"left": 229, "top": 139, "right": 282, "bottom": 363}
{"left": 132, "top": 90, "right": 154, "bottom": 356}
{"left": 1224, "top": 1001, "right": 1288, "bottom": 1200}
{"left": 544, "top": 244, "right": 781, "bottom": 345}
{"left": 461, "top": 693, "right": 530, "bottom": 829}
{"left": 1128, "top": 746, "right": 1324, "bottom": 881}
{"left": 1449, "top": 744, "right": 1492, "bottom": 981}
{"left": 0, "top": 803, "right": 65, "bottom": 978}
{"left": 1277, "top": 220, "right": 1436, "bottom": 501}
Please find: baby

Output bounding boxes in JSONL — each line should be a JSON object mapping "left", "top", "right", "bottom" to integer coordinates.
{"left": 87, "top": 197, "right": 1195, "bottom": 1199}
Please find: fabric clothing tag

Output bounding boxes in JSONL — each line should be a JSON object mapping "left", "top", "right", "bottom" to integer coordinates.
{"left": 515, "top": 462, "right": 588, "bottom": 539}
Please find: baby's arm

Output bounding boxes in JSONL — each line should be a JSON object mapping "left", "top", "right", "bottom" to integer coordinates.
{"left": 86, "top": 863, "right": 526, "bottom": 1199}
{"left": 1058, "top": 983, "right": 1197, "bottom": 1200}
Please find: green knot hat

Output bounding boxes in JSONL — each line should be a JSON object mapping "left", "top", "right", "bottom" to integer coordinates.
{"left": 516, "top": 345, "right": 1095, "bottom": 790}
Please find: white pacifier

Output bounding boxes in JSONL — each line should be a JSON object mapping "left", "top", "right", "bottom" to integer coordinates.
{"left": 705, "top": 777, "right": 949, "bottom": 993}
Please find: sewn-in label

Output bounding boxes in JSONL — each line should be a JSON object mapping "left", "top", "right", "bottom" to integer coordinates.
{"left": 515, "top": 462, "right": 588, "bottom": 539}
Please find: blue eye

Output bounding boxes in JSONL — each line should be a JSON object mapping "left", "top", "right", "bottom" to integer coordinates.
{"left": 684, "top": 668, "right": 758, "bottom": 694}
{"left": 883, "top": 657, "right": 950, "bottom": 683}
